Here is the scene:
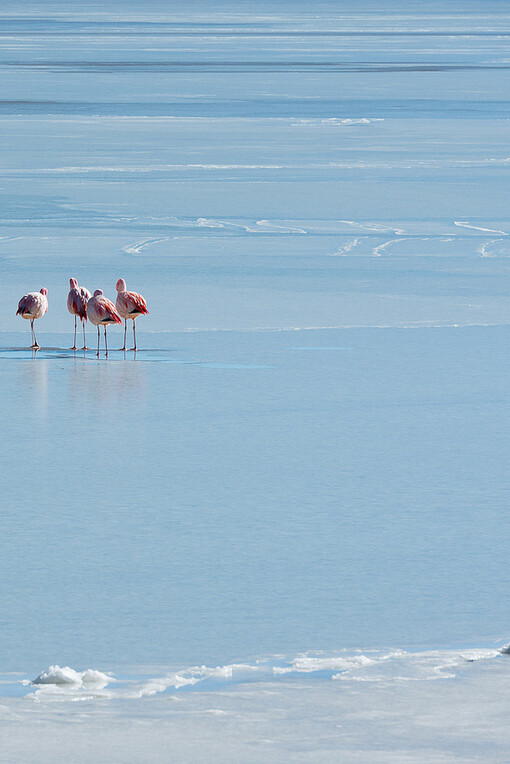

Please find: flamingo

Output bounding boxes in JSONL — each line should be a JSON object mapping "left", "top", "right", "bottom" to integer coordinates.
{"left": 115, "top": 278, "right": 149, "bottom": 351}
{"left": 67, "top": 278, "right": 91, "bottom": 350}
{"left": 86, "top": 290, "right": 122, "bottom": 357}
{"left": 16, "top": 288, "right": 48, "bottom": 349}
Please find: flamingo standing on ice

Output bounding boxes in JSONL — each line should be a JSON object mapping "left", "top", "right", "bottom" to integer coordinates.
{"left": 67, "top": 278, "right": 91, "bottom": 350}
{"left": 86, "top": 290, "right": 122, "bottom": 357}
{"left": 115, "top": 278, "right": 149, "bottom": 351}
{"left": 16, "top": 288, "right": 48, "bottom": 349}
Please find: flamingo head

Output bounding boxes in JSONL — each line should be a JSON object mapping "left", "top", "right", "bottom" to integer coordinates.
{"left": 116, "top": 278, "right": 127, "bottom": 292}
{"left": 69, "top": 277, "right": 78, "bottom": 289}
{"left": 93, "top": 289, "right": 103, "bottom": 297}
{"left": 40, "top": 288, "right": 48, "bottom": 296}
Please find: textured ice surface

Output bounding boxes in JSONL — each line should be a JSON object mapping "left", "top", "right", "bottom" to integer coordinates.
{"left": 1, "top": 647, "right": 510, "bottom": 762}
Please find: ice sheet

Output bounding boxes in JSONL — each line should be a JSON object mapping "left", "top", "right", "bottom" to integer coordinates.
{"left": 1, "top": 0, "right": 510, "bottom": 758}
{"left": 0, "top": 324, "right": 508, "bottom": 672}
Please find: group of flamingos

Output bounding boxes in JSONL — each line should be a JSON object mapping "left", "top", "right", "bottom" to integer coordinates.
{"left": 16, "top": 278, "right": 149, "bottom": 355}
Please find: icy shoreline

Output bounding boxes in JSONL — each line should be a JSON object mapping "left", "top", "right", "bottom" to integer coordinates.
{"left": 2, "top": 645, "right": 510, "bottom": 763}
{"left": 15, "top": 643, "right": 510, "bottom": 700}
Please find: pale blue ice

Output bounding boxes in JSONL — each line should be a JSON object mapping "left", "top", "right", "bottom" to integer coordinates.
{"left": 0, "top": 1, "right": 510, "bottom": 760}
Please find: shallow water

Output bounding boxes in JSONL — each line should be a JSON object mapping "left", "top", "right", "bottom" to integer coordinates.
{"left": 1, "top": 0, "right": 510, "bottom": 759}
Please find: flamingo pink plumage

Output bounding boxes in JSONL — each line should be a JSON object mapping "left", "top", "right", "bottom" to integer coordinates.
{"left": 115, "top": 278, "right": 149, "bottom": 351}
{"left": 67, "top": 277, "right": 92, "bottom": 350}
{"left": 86, "top": 289, "right": 122, "bottom": 357}
{"left": 16, "top": 288, "right": 48, "bottom": 349}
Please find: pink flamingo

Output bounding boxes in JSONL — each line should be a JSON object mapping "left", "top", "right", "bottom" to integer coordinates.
{"left": 16, "top": 288, "right": 48, "bottom": 349}
{"left": 115, "top": 278, "right": 149, "bottom": 351}
{"left": 86, "top": 290, "right": 122, "bottom": 357}
{"left": 67, "top": 278, "right": 92, "bottom": 350}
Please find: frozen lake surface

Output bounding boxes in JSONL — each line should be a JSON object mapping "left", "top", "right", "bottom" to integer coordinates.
{"left": 1, "top": 324, "right": 508, "bottom": 671}
{"left": 1, "top": 0, "right": 510, "bottom": 760}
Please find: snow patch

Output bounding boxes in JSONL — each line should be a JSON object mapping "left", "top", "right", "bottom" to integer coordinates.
{"left": 454, "top": 221, "right": 508, "bottom": 235}
{"left": 291, "top": 118, "right": 384, "bottom": 127}
{"left": 122, "top": 237, "right": 170, "bottom": 254}
{"left": 340, "top": 220, "right": 407, "bottom": 235}
{"left": 331, "top": 237, "right": 363, "bottom": 255}
{"left": 372, "top": 237, "right": 407, "bottom": 256}
{"left": 255, "top": 220, "right": 307, "bottom": 234}
{"left": 32, "top": 666, "right": 112, "bottom": 688}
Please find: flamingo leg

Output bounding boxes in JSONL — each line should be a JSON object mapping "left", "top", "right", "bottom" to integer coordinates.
{"left": 104, "top": 325, "right": 108, "bottom": 357}
{"left": 71, "top": 315, "right": 77, "bottom": 350}
{"left": 31, "top": 319, "right": 40, "bottom": 349}
{"left": 97, "top": 326, "right": 100, "bottom": 357}
{"left": 82, "top": 320, "right": 87, "bottom": 351}
{"left": 130, "top": 319, "right": 137, "bottom": 351}
{"left": 120, "top": 319, "right": 127, "bottom": 351}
